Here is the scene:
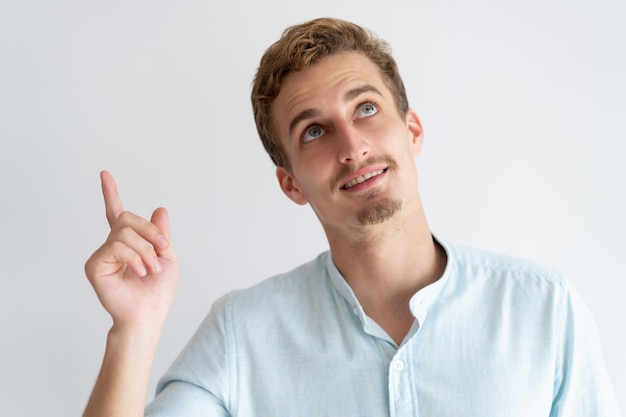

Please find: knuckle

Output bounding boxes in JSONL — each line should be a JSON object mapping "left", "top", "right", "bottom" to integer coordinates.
{"left": 109, "top": 239, "right": 122, "bottom": 249}
{"left": 118, "top": 225, "right": 134, "bottom": 237}
{"left": 108, "top": 239, "right": 127, "bottom": 253}
{"left": 117, "top": 210, "right": 134, "bottom": 223}
{"left": 138, "top": 243, "right": 156, "bottom": 259}
{"left": 84, "top": 257, "right": 94, "bottom": 276}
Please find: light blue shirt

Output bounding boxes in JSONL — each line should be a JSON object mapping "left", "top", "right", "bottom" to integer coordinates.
{"left": 145, "top": 240, "right": 621, "bottom": 416}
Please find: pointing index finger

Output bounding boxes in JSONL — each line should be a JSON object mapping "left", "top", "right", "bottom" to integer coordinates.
{"left": 100, "top": 170, "right": 124, "bottom": 227}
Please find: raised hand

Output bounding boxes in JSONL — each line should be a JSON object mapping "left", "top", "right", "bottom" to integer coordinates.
{"left": 85, "top": 171, "right": 179, "bottom": 329}
{"left": 83, "top": 171, "right": 181, "bottom": 417}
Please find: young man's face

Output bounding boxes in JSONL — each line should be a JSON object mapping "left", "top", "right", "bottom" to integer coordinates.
{"left": 271, "top": 52, "right": 424, "bottom": 236}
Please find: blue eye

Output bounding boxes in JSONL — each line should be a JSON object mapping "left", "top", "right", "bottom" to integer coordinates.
{"left": 357, "top": 102, "right": 378, "bottom": 118}
{"left": 302, "top": 125, "right": 326, "bottom": 142}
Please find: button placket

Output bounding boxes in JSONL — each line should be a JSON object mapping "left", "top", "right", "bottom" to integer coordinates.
{"left": 392, "top": 359, "right": 405, "bottom": 372}
{"left": 388, "top": 350, "right": 414, "bottom": 417}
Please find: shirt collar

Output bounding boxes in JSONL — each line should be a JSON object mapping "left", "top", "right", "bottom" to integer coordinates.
{"left": 324, "top": 234, "right": 452, "bottom": 333}
{"left": 325, "top": 252, "right": 365, "bottom": 319}
{"left": 409, "top": 235, "right": 451, "bottom": 325}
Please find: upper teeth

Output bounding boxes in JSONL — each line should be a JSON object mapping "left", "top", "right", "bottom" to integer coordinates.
{"left": 343, "top": 169, "right": 385, "bottom": 189}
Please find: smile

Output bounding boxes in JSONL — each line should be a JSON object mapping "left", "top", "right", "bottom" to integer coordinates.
{"left": 341, "top": 169, "right": 386, "bottom": 190}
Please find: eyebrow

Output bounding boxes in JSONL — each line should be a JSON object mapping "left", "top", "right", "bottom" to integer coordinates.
{"left": 344, "top": 85, "right": 383, "bottom": 103}
{"left": 287, "top": 84, "right": 384, "bottom": 139}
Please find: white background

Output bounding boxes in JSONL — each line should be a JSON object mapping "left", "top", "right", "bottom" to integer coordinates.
{"left": 1, "top": 0, "right": 624, "bottom": 415}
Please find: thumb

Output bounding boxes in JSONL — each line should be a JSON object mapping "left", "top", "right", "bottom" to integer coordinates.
{"left": 151, "top": 207, "right": 172, "bottom": 254}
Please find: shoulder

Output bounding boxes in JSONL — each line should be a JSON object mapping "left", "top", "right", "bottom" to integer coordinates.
{"left": 433, "top": 240, "right": 576, "bottom": 343}
{"left": 436, "top": 239, "right": 572, "bottom": 308}
{"left": 209, "top": 251, "right": 332, "bottom": 319}
{"left": 174, "top": 250, "right": 332, "bottom": 361}
{"left": 442, "top": 240, "right": 565, "bottom": 286}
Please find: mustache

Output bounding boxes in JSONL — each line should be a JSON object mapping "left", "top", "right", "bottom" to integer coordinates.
{"left": 331, "top": 155, "right": 398, "bottom": 191}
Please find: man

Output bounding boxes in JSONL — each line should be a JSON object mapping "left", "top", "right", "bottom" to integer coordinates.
{"left": 83, "top": 17, "right": 621, "bottom": 416}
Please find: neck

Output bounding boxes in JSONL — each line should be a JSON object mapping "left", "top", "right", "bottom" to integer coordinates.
{"left": 325, "top": 199, "right": 446, "bottom": 344}
{"left": 328, "top": 199, "right": 443, "bottom": 290}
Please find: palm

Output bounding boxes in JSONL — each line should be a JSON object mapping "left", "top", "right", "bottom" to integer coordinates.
{"left": 94, "top": 255, "right": 179, "bottom": 327}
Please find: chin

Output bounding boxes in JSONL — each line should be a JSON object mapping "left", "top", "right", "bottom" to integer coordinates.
{"left": 356, "top": 198, "right": 402, "bottom": 226}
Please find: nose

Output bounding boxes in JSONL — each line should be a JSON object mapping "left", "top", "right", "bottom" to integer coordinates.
{"left": 336, "top": 122, "right": 370, "bottom": 164}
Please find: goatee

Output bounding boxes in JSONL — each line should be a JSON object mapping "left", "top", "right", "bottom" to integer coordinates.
{"left": 356, "top": 198, "right": 402, "bottom": 226}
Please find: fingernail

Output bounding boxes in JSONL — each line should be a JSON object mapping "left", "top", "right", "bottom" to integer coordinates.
{"left": 152, "top": 259, "right": 163, "bottom": 273}
{"left": 138, "top": 264, "right": 148, "bottom": 276}
{"left": 156, "top": 235, "right": 169, "bottom": 248}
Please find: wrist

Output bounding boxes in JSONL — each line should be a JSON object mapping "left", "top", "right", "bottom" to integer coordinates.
{"left": 107, "top": 317, "right": 165, "bottom": 356}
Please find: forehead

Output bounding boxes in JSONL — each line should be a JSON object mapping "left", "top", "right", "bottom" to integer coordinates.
{"left": 271, "top": 52, "right": 392, "bottom": 132}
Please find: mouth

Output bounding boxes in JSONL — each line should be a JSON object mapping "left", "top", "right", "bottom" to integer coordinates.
{"left": 341, "top": 168, "right": 387, "bottom": 190}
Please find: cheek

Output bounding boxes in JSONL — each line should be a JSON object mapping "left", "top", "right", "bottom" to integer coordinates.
{"left": 298, "top": 151, "right": 331, "bottom": 177}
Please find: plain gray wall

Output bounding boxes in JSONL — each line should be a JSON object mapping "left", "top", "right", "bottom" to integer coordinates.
{"left": 1, "top": 0, "right": 624, "bottom": 415}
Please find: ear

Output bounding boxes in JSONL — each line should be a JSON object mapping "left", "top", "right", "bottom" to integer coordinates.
{"left": 406, "top": 109, "right": 424, "bottom": 157}
{"left": 276, "top": 166, "right": 308, "bottom": 205}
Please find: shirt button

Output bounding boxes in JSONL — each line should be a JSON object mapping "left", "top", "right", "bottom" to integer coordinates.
{"left": 392, "top": 360, "right": 405, "bottom": 372}
{"left": 353, "top": 306, "right": 359, "bottom": 315}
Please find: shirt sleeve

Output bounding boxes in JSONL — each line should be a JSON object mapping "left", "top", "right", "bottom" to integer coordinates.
{"left": 145, "top": 294, "right": 234, "bottom": 417}
{"left": 550, "top": 283, "right": 622, "bottom": 416}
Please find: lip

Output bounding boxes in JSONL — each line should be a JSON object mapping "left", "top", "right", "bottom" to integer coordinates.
{"left": 339, "top": 164, "right": 389, "bottom": 191}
